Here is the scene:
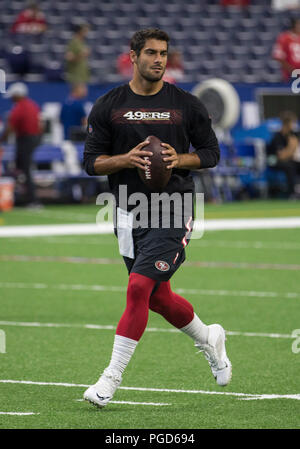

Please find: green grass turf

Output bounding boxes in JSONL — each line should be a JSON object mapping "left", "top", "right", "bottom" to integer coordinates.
{"left": 0, "top": 200, "right": 300, "bottom": 429}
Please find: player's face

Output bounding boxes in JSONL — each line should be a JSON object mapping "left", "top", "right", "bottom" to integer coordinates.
{"left": 134, "top": 39, "right": 168, "bottom": 82}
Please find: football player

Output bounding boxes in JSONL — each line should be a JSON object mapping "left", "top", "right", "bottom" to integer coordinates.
{"left": 83, "top": 28, "right": 232, "bottom": 408}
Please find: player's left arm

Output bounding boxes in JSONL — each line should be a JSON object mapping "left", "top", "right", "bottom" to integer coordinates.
{"left": 161, "top": 96, "right": 220, "bottom": 170}
{"left": 161, "top": 143, "right": 201, "bottom": 170}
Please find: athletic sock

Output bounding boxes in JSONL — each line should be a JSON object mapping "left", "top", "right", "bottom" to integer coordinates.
{"left": 180, "top": 313, "right": 209, "bottom": 345}
{"left": 106, "top": 334, "right": 138, "bottom": 376}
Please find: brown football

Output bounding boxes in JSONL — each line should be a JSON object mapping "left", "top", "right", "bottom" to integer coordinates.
{"left": 137, "top": 135, "right": 172, "bottom": 192}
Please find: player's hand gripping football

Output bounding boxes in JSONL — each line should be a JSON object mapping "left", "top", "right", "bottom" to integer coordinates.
{"left": 161, "top": 143, "right": 180, "bottom": 169}
{"left": 125, "top": 139, "right": 153, "bottom": 171}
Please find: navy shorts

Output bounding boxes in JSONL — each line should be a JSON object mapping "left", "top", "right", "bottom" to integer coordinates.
{"left": 118, "top": 221, "right": 192, "bottom": 282}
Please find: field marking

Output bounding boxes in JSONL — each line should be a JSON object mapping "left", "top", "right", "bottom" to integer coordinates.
{"left": 0, "top": 411, "right": 38, "bottom": 415}
{"left": 4, "top": 236, "right": 300, "bottom": 252}
{"left": 0, "top": 320, "right": 293, "bottom": 340}
{"left": 1, "top": 254, "right": 300, "bottom": 271}
{"left": 191, "top": 239, "right": 300, "bottom": 251}
{"left": 76, "top": 399, "right": 171, "bottom": 406}
{"left": 1, "top": 379, "right": 299, "bottom": 402}
{"left": 0, "top": 281, "right": 299, "bottom": 300}
{"left": 1, "top": 217, "right": 300, "bottom": 238}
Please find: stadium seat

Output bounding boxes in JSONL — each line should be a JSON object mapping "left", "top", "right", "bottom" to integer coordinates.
{"left": 0, "top": 1, "right": 292, "bottom": 84}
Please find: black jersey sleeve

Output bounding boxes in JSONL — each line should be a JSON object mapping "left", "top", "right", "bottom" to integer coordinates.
{"left": 83, "top": 97, "right": 112, "bottom": 176}
{"left": 188, "top": 96, "right": 220, "bottom": 169}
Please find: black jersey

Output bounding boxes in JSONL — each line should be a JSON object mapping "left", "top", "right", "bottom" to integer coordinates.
{"left": 83, "top": 82, "right": 220, "bottom": 206}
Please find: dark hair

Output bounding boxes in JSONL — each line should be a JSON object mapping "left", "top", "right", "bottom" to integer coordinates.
{"left": 280, "top": 110, "right": 298, "bottom": 125}
{"left": 73, "top": 23, "right": 89, "bottom": 34}
{"left": 130, "top": 28, "right": 170, "bottom": 57}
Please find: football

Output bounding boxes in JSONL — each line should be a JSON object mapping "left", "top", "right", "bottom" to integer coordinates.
{"left": 137, "top": 135, "right": 172, "bottom": 192}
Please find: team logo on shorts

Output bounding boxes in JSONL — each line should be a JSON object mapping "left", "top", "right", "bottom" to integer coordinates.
{"left": 155, "top": 260, "right": 170, "bottom": 272}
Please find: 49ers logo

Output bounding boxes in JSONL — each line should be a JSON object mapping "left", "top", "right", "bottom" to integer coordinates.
{"left": 123, "top": 111, "right": 171, "bottom": 121}
{"left": 111, "top": 108, "right": 182, "bottom": 125}
{"left": 155, "top": 260, "right": 170, "bottom": 272}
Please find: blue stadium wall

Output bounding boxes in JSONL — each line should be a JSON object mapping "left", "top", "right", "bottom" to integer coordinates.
{"left": 0, "top": 80, "right": 292, "bottom": 133}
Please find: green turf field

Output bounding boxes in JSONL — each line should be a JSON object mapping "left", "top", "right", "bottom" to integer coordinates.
{"left": 0, "top": 200, "right": 299, "bottom": 429}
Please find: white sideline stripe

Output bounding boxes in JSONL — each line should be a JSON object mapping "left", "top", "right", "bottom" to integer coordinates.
{"left": 0, "top": 412, "right": 38, "bottom": 416}
{"left": 0, "top": 223, "right": 113, "bottom": 237}
{"left": 0, "top": 320, "right": 293, "bottom": 339}
{"left": 1, "top": 380, "right": 299, "bottom": 402}
{"left": 76, "top": 399, "right": 171, "bottom": 406}
{"left": 0, "top": 281, "right": 299, "bottom": 300}
{"left": 1, "top": 217, "right": 300, "bottom": 237}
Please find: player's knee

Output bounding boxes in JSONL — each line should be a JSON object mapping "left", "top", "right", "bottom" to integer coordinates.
{"left": 149, "top": 295, "right": 169, "bottom": 316}
{"left": 127, "top": 273, "right": 152, "bottom": 303}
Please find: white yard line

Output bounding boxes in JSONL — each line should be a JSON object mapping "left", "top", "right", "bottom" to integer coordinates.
{"left": 0, "top": 320, "right": 293, "bottom": 339}
{"left": 1, "top": 254, "right": 299, "bottom": 270}
{"left": 0, "top": 281, "right": 299, "bottom": 300}
{"left": 191, "top": 240, "right": 300, "bottom": 251}
{"left": 0, "top": 411, "right": 38, "bottom": 415}
{"left": 4, "top": 236, "right": 300, "bottom": 251}
{"left": 0, "top": 379, "right": 299, "bottom": 402}
{"left": 1, "top": 217, "right": 300, "bottom": 237}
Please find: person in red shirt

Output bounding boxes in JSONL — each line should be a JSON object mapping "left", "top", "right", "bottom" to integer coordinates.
{"left": 0, "top": 83, "right": 42, "bottom": 206}
{"left": 11, "top": 1, "right": 47, "bottom": 35}
{"left": 272, "top": 17, "right": 300, "bottom": 81}
{"left": 116, "top": 52, "right": 133, "bottom": 80}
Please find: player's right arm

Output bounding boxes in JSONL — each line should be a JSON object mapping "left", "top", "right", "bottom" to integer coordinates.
{"left": 93, "top": 142, "right": 153, "bottom": 175}
{"left": 83, "top": 97, "right": 152, "bottom": 176}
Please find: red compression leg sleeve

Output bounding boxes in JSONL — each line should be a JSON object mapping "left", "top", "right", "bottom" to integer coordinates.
{"left": 116, "top": 273, "right": 156, "bottom": 341}
{"left": 149, "top": 281, "right": 194, "bottom": 328}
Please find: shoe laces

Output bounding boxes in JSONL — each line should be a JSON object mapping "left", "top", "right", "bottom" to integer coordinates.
{"left": 102, "top": 368, "right": 122, "bottom": 385}
{"left": 195, "top": 343, "right": 219, "bottom": 370}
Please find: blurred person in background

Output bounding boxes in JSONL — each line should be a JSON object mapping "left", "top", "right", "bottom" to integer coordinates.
{"left": 164, "top": 49, "right": 184, "bottom": 83}
{"left": 117, "top": 51, "right": 133, "bottom": 80}
{"left": 0, "top": 83, "right": 42, "bottom": 207}
{"left": 11, "top": 1, "right": 47, "bottom": 34}
{"left": 60, "top": 83, "right": 87, "bottom": 141}
{"left": 266, "top": 111, "right": 300, "bottom": 199}
{"left": 65, "top": 24, "right": 90, "bottom": 85}
{"left": 272, "top": 17, "right": 300, "bottom": 82}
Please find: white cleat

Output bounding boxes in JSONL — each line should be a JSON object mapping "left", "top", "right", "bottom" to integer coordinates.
{"left": 195, "top": 324, "right": 232, "bottom": 386}
{"left": 83, "top": 368, "right": 122, "bottom": 409}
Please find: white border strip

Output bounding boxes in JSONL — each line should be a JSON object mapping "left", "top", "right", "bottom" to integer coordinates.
{"left": 1, "top": 379, "right": 299, "bottom": 402}
{"left": 1, "top": 217, "right": 300, "bottom": 237}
